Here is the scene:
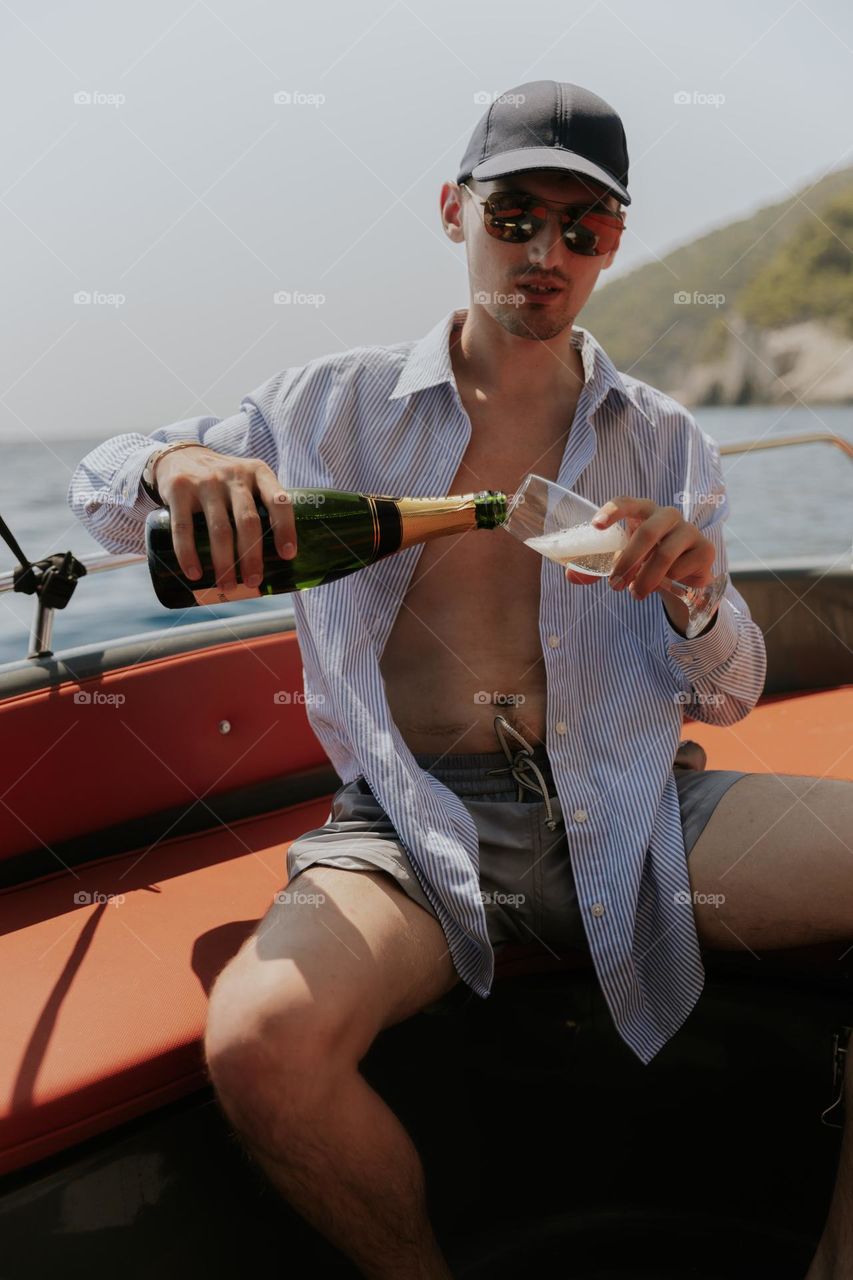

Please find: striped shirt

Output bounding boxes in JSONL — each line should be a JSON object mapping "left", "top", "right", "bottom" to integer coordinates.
{"left": 68, "top": 306, "right": 767, "bottom": 1065}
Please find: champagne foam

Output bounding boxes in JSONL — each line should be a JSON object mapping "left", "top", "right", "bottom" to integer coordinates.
{"left": 525, "top": 522, "right": 627, "bottom": 563}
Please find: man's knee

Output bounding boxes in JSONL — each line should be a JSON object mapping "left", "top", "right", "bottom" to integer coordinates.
{"left": 203, "top": 863, "right": 459, "bottom": 1119}
{"left": 203, "top": 958, "right": 359, "bottom": 1126}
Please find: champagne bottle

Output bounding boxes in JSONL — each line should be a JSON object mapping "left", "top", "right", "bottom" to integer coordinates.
{"left": 145, "top": 488, "right": 508, "bottom": 609}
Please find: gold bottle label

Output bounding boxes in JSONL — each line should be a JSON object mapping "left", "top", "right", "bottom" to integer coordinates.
{"left": 394, "top": 494, "right": 482, "bottom": 549}
{"left": 393, "top": 493, "right": 482, "bottom": 516}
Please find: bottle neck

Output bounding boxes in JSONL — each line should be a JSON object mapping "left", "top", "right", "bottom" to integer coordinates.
{"left": 473, "top": 490, "right": 507, "bottom": 529}
{"left": 395, "top": 490, "right": 507, "bottom": 548}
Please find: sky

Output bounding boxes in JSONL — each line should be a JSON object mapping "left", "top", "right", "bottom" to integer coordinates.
{"left": 1, "top": 0, "right": 851, "bottom": 443}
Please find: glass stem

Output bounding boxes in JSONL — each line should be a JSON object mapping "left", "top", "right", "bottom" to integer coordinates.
{"left": 656, "top": 572, "right": 727, "bottom": 639}
{"left": 660, "top": 575, "right": 700, "bottom": 606}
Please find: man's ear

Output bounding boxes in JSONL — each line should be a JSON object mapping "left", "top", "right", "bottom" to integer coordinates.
{"left": 441, "top": 181, "right": 466, "bottom": 244}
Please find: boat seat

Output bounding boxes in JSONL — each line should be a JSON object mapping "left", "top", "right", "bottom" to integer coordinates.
{"left": 0, "top": 795, "right": 335, "bottom": 1178}
{"left": 1, "top": 685, "right": 850, "bottom": 1179}
{"left": 0, "top": 790, "right": 595, "bottom": 1179}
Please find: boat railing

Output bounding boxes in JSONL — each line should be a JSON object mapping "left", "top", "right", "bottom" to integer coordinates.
{"left": 718, "top": 430, "right": 853, "bottom": 460}
{"left": 1, "top": 431, "right": 851, "bottom": 661}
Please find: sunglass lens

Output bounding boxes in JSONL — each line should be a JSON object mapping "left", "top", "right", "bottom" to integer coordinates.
{"left": 483, "top": 194, "right": 540, "bottom": 242}
{"left": 561, "top": 208, "right": 623, "bottom": 256}
{"left": 561, "top": 219, "right": 599, "bottom": 256}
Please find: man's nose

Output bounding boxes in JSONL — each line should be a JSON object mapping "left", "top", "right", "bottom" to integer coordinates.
{"left": 525, "top": 210, "right": 568, "bottom": 268}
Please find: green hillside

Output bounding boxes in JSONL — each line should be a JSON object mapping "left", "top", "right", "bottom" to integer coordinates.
{"left": 582, "top": 166, "right": 853, "bottom": 393}
{"left": 738, "top": 190, "right": 853, "bottom": 336}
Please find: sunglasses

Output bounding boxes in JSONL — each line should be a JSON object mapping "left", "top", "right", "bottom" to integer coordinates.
{"left": 460, "top": 182, "right": 625, "bottom": 257}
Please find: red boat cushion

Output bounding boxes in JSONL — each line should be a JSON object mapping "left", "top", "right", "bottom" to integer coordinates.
{"left": 683, "top": 685, "right": 853, "bottom": 779}
{"left": 0, "top": 795, "right": 333, "bottom": 1177}
{"left": 0, "top": 685, "right": 850, "bottom": 1178}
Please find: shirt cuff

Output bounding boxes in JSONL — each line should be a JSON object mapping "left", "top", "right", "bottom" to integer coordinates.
{"left": 664, "top": 595, "right": 740, "bottom": 680}
{"left": 110, "top": 445, "right": 165, "bottom": 521}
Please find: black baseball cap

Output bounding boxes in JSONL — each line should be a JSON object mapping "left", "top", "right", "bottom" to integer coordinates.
{"left": 457, "top": 80, "right": 631, "bottom": 207}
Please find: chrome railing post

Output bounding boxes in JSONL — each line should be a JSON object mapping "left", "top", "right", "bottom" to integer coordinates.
{"left": 28, "top": 597, "right": 55, "bottom": 660}
{"left": 0, "top": 552, "right": 146, "bottom": 662}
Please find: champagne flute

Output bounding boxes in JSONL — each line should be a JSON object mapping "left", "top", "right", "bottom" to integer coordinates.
{"left": 502, "top": 473, "right": 727, "bottom": 639}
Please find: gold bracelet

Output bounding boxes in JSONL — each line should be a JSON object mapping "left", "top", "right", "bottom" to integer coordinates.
{"left": 143, "top": 440, "right": 215, "bottom": 500}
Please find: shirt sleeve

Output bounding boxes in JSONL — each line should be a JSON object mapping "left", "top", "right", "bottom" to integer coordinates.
{"left": 662, "top": 418, "right": 767, "bottom": 726}
{"left": 67, "top": 377, "right": 286, "bottom": 556}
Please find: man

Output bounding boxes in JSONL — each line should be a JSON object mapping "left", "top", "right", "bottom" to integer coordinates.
{"left": 69, "top": 80, "right": 852, "bottom": 1280}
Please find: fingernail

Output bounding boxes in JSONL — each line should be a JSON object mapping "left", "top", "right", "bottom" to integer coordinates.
{"left": 592, "top": 513, "right": 607, "bottom": 526}
{"left": 610, "top": 575, "right": 624, "bottom": 589}
{"left": 187, "top": 565, "right": 201, "bottom": 580}
{"left": 281, "top": 542, "right": 296, "bottom": 559}
{"left": 246, "top": 573, "right": 261, "bottom": 587}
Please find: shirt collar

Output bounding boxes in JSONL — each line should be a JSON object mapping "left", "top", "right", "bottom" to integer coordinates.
{"left": 388, "top": 307, "right": 655, "bottom": 428}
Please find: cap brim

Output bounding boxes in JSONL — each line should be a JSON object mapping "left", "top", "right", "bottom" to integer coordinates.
{"left": 470, "top": 147, "right": 631, "bottom": 206}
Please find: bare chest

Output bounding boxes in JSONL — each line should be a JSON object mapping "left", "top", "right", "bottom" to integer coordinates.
{"left": 378, "top": 411, "right": 574, "bottom": 704}
{"left": 375, "top": 340, "right": 582, "bottom": 747}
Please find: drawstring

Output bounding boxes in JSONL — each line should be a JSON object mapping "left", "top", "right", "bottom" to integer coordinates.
{"left": 485, "top": 715, "right": 561, "bottom": 830}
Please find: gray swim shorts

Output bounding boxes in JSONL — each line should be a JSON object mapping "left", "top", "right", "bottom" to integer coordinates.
{"left": 284, "top": 718, "right": 746, "bottom": 1014}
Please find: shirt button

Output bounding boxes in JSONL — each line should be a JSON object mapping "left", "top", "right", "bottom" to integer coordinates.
{"left": 547, "top": 634, "right": 560, "bottom": 648}
{"left": 555, "top": 721, "right": 567, "bottom": 735}
{"left": 572, "top": 808, "right": 588, "bottom": 822}
{"left": 591, "top": 902, "right": 606, "bottom": 918}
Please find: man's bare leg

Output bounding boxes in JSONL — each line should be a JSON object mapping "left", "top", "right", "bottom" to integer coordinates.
{"left": 685, "top": 772, "right": 853, "bottom": 1279}
{"left": 203, "top": 865, "right": 461, "bottom": 1280}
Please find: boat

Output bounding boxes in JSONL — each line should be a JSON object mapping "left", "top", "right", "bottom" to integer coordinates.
{"left": 0, "top": 433, "right": 851, "bottom": 1278}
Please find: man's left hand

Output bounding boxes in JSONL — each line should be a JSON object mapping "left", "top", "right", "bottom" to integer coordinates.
{"left": 564, "top": 496, "right": 717, "bottom": 602}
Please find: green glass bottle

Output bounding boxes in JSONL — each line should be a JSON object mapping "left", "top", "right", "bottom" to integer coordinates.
{"left": 145, "top": 487, "right": 508, "bottom": 609}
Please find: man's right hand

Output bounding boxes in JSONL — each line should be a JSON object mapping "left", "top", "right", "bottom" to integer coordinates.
{"left": 152, "top": 446, "right": 297, "bottom": 588}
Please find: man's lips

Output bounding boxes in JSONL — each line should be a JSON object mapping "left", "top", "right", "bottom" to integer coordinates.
{"left": 518, "top": 280, "right": 564, "bottom": 301}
